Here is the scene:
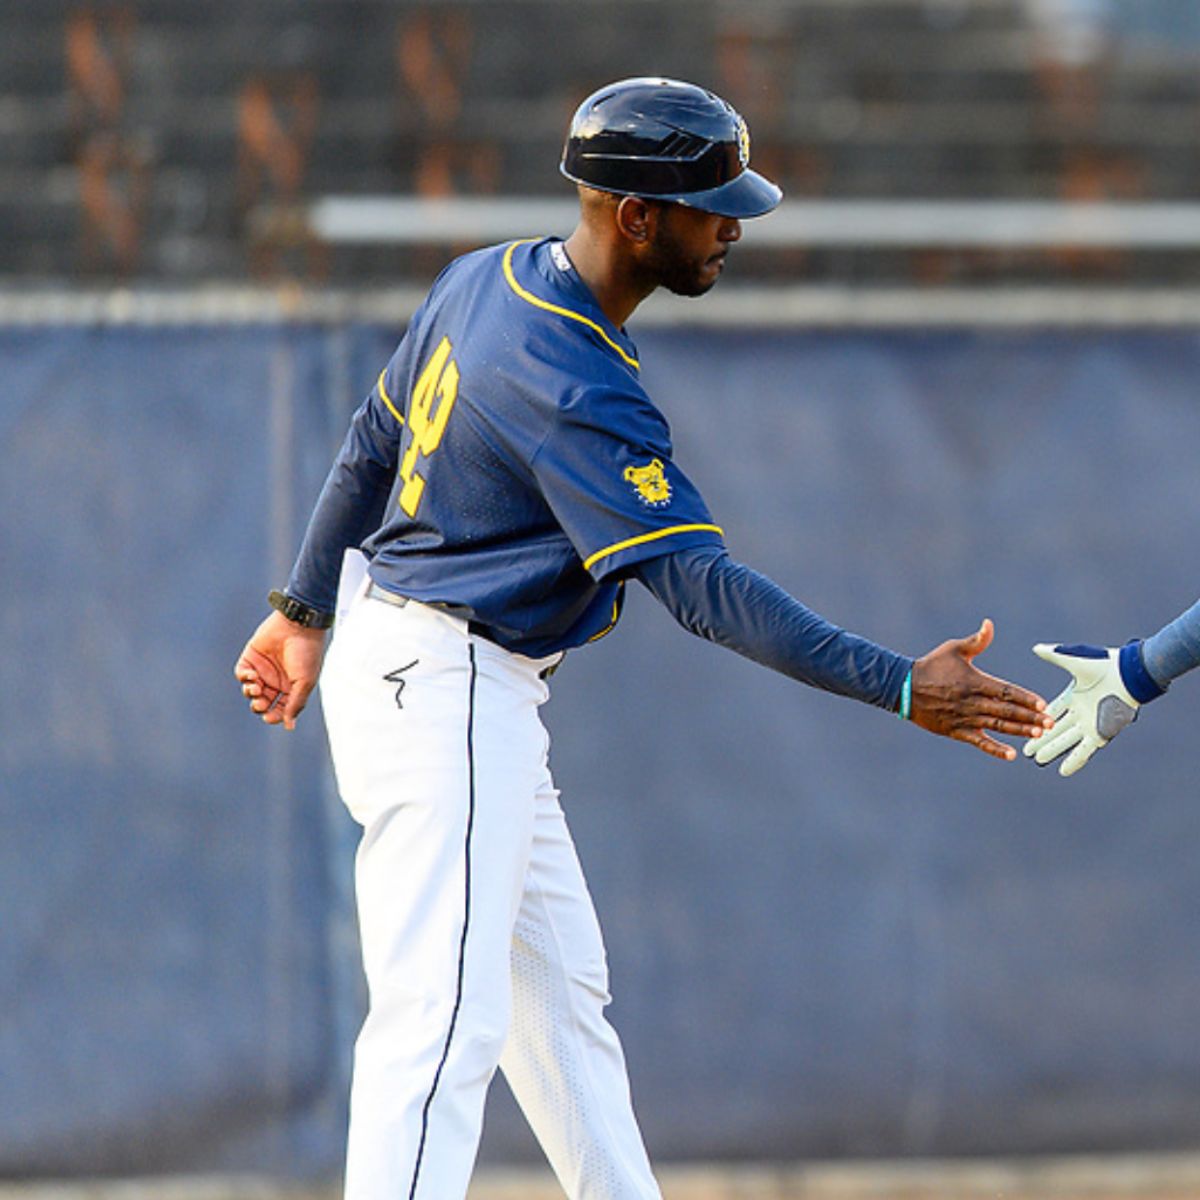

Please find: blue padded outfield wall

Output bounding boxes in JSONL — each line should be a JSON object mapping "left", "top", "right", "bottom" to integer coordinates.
{"left": 2, "top": 318, "right": 1199, "bottom": 1177}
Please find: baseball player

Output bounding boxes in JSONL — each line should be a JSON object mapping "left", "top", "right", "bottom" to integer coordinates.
{"left": 1024, "top": 597, "right": 1200, "bottom": 776}
{"left": 234, "top": 78, "right": 1052, "bottom": 1200}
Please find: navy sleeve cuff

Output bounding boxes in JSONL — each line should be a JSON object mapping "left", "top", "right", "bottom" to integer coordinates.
{"left": 1119, "top": 639, "right": 1168, "bottom": 704}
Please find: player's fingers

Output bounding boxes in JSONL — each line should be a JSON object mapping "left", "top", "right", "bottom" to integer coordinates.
{"left": 1030, "top": 719, "right": 1083, "bottom": 766}
{"left": 1032, "top": 642, "right": 1069, "bottom": 667}
{"left": 1024, "top": 692, "right": 1071, "bottom": 757}
{"left": 280, "top": 677, "right": 315, "bottom": 731}
{"left": 967, "top": 670, "right": 1049, "bottom": 717}
{"left": 969, "top": 712, "right": 1052, "bottom": 740}
{"left": 1032, "top": 642, "right": 1094, "bottom": 684}
{"left": 955, "top": 727, "right": 1017, "bottom": 762}
{"left": 1060, "top": 737, "right": 1101, "bottom": 777}
{"left": 236, "top": 670, "right": 262, "bottom": 700}
{"left": 235, "top": 644, "right": 271, "bottom": 680}
{"left": 956, "top": 617, "right": 995, "bottom": 662}
{"left": 1045, "top": 687, "right": 1073, "bottom": 722}
{"left": 241, "top": 664, "right": 283, "bottom": 709}
{"left": 964, "top": 695, "right": 1051, "bottom": 738}
{"left": 962, "top": 693, "right": 1054, "bottom": 730}
{"left": 257, "top": 689, "right": 288, "bottom": 723}
{"left": 1032, "top": 721, "right": 1080, "bottom": 762}
{"left": 1023, "top": 723, "right": 1049, "bottom": 757}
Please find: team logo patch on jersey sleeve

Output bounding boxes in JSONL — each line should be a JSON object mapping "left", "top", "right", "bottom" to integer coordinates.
{"left": 623, "top": 458, "right": 672, "bottom": 507}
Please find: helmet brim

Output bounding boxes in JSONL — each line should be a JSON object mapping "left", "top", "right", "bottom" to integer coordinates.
{"left": 562, "top": 163, "right": 783, "bottom": 220}
{"left": 667, "top": 168, "right": 782, "bottom": 219}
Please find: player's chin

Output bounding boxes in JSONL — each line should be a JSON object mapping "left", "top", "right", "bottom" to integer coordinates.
{"left": 666, "top": 262, "right": 724, "bottom": 298}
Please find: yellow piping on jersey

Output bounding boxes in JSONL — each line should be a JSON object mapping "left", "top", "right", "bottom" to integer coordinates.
{"left": 586, "top": 581, "right": 625, "bottom": 643}
{"left": 377, "top": 369, "right": 405, "bottom": 426}
{"left": 583, "top": 524, "right": 724, "bottom": 574}
{"left": 502, "top": 240, "right": 640, "bottom": 372}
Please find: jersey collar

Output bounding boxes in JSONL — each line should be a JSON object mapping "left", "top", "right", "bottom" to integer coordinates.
{"left": 504, "top": 239, "right": 640, "bottom": 373}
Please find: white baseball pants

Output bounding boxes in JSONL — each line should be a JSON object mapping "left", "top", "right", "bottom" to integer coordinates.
{"left": 319, "top": 580, "right": 661, "bottom": 1200}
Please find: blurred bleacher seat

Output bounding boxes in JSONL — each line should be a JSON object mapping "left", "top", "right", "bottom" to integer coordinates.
{"left": 2, "top": 0, "right": 1199, "bottom": 286}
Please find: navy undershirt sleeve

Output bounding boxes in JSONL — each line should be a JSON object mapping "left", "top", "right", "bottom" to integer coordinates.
{"left": 633, "top": 543, "right": 913, "bottom": 712}
{"left": 286, "top": 397, "right": 399, "bottom": 613}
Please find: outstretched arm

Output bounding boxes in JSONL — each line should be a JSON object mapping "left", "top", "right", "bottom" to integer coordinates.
{"left": 634, "top": 546, "right": 1050, "bottom": 761}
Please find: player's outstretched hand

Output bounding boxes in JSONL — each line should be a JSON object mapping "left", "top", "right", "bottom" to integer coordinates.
{"left": 909, "top": 618, "right": 1053, "bottom": 761}
{"left": 234, "top": 610, "right": 328, "bottom": 731}
{"left": 1021, "top": 641, "right": 1164, "bottom": 776}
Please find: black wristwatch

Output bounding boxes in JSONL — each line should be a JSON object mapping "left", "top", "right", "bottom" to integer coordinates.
{"left": 268, "top": 589, "right": 335, "bottom": 629}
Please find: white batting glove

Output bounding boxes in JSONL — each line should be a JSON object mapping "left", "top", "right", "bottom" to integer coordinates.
{"left": 1022, "top": 641, "right": 1166, "bottom": 777}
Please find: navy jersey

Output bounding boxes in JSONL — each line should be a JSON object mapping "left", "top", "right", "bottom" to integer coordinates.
{"left": 288, "top": 238, "right": 726, "bottom": 658}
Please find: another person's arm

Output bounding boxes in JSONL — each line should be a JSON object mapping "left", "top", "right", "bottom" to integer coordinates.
{"left": 1143, "top": 599, "right": 1200, "bottom": 687}
{"left": 1023, "top": 598, "right": 1200, "bottom": 776}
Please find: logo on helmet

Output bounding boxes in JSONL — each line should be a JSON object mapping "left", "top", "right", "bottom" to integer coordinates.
{"left": 736, "top": 116, "right": 751, "bottom": 168}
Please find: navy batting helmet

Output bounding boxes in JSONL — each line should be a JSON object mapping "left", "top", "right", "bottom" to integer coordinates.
{"left": 560, "top": 77, "right": 782, "bottom": 219}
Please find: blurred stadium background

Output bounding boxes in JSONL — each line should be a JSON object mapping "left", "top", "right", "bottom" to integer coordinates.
{"left": 4, "top": 1, "right": 1200, "bottom": 1197}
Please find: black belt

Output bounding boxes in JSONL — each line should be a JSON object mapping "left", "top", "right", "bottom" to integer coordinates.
{"left": 366, "top": 583, "right": 560, "bottom": 679}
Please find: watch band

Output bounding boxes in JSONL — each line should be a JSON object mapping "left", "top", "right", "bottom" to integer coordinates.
{"left": 267, "top": 589, "right": 335, "bottom": 629}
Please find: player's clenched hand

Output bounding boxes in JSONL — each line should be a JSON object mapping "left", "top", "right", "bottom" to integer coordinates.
{"left": 234, "top": 610, "right": 327, "bottom": 731}
{"left": 909, "top": 618, "right": 1053, "bottom": 761}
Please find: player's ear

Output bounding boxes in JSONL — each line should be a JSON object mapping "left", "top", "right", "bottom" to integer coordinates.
{"left": 615, "top": 196, "right": 656, "bottom": 244}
